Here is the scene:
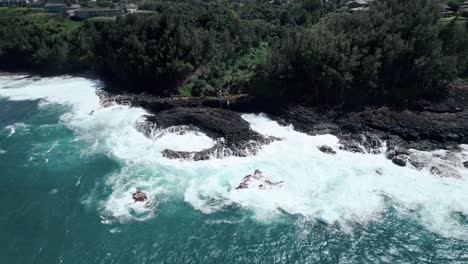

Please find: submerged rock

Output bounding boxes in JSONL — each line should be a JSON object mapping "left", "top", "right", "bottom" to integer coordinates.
{"left": 235, "top": 169, "right": 283, "bottom": 190}
{"left": 132, "top": 190, "right": 148, "bottom": 202}
{"left": 236, "top": 170, "right": 263, "bottom": 190}
{"left": 386, "top": 147, "right": 410, "bottom": 160}
{"left": 318, "top": 145, "right": 336, "bottom": 155}
{"left": 430, "top": 165, "right": 461, "bottom": 178}
{"left": 236, "top": 181, "right": 249, "bottom": 190}
{"left": 408, "top": 157, "right": 426, "bottom": 170}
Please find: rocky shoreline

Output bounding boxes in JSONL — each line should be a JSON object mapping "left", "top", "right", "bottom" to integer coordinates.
{"left": 99, "top": 82, "right": 468, "bottom": 175}
{"left": 142, "top": 107, "right": 278, "bottom": 160}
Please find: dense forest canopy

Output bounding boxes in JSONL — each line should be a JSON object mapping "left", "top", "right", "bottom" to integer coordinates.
{"left": 0, "top": 0, "right": 467, "bottom": 105}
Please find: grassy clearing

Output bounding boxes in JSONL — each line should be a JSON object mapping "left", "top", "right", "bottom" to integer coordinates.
{"left": 221, "top": 43, "right": 269, "bottom": 86}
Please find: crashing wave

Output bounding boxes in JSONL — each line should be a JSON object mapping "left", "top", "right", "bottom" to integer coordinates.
{"left": 1, "top": 75, "right": 467, "bottom": 240}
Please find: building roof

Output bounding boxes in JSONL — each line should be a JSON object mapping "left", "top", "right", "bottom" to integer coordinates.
{"left": 346, "top": 0, "right": 368, "bottom": 5}
{"left": 74, "top": 7, "right": 123, "bottom": 12}
{"left": 125, "top": 3, "right": 137, "bottom": 9}
{"left": 350, "top": 6, "right": 369, "bottom": 12}
{"left": 44, "top": 2, "right": 67, "bottom": 7}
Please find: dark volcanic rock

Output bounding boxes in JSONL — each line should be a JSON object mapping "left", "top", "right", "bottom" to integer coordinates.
{"left": 408, "top": 157, "right": 426, "bottom": 170}
{"left": 160, "top": 139, "right": 274, "bottom": 160}
{"left": 385, "top": 147, "right": 410, "bottom": 160}
{"left": 338, "top": 133, "right": 383, "bottom": 154}
{"left": 430, "top": 165, "right": 461, "bottom": 178}
{"left": 142, "top": 107, "right": 278, "bottom": 160}
{"left": 392, "top": 156, "right": 407, "bottom": 167}
{"left": 102, "top": 82, "right": 468, "bottom": 156}
{"left": 132, "top": 190, "right": 148, "bottom": 202}
{"left": 146, "top": 107, "right": 264, "bottom": 145}
{"left": 318, "top": 145, "right": 336, "bottom": 155}
{"left": 463, "top": 161, "right": 468, "bottom": 169}
{"left": 273, "top": 106, "right": 340, "bottom": 136}
{"left": 339, "top": 138, "right": 365, "bottom": 153}
{"left": 100, "top": 92, "right": 286, "bottom": 114}
{"left": 272, "top": 82, "right": 468, "bottom": 152}
{"left": 162, "top": 149, "right": 210, "bottom": 161}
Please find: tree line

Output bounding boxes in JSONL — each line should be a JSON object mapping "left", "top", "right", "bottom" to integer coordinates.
{"left": 0, "top": 0, "right": 467, "bottom": 105}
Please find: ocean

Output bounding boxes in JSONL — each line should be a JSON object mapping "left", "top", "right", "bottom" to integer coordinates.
{"left": 0, "top": 75, "right": 467, "bottom": 263}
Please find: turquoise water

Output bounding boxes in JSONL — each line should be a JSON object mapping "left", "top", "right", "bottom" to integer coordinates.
{"left": 0, "top": 75, "right": 467, "bottom": 263}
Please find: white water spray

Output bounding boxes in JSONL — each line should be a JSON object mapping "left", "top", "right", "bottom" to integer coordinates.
{"left": 1, "top": 75, "right": 467, "bottom": 240}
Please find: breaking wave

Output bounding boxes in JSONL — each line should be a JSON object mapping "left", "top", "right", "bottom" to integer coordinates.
{"left": 1, "top": 75, "right": 467, "bottom": 240}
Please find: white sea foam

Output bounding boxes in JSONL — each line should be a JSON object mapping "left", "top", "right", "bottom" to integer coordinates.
{"left": 3, "top": 122, "right": 29, "bottom": 138}
{"left": 1, "top": 75, "right": 468, "bottom": 240}
{"left": 152, "top": 129, "right": 215, "bottom": 152}
{"left": 5, "top": 125, "right": 16, "bottom": 138}
{"left": 75, "top": 176, "right": 81, "bottom": 187}
{"left": 0, "top": 75, "right": 102, "bottom": 125}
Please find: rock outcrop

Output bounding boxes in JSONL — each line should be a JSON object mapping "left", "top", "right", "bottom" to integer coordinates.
{"left": 101, "top": 82, "right": 468, "bottom": 169}
{"left": 463, "top": 161, "right": 468, "bottom": 169}
{"left": 392, "top": 156, "right": 407, "bottom": 167}
{"left": 132, "top": 190, "right": 148, "bottom": 202}
{"left": 276, "top": 83, "right": 468, "bottom": 153}
{"left": 140, "top": 107, "right": 278, "bottom": 160}
{"left": 318, "top": 145, "right": 336, "bottom": 155}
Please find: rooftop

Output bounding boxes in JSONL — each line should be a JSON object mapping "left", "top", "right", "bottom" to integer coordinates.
{"left": 74, "top": 7, "right": 123, "bottom": 12}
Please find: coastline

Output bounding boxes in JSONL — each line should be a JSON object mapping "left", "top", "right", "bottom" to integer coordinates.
{"left": 102, "top": 81, "right": 468, "bottom": 151}
{"left": 101, "top": 80, "right": 468, "bottom": 175}
{"left": 1, "top": 72, "right": 467, "bottom": 262}
{"left": 4, "top": 71, "right": 468, "bottom": 172}
{"left": 0, "top": 70, "right": 100, "bottom": 80}
{"left": 0, "top": 71, "right": 29, "bottom": 77}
